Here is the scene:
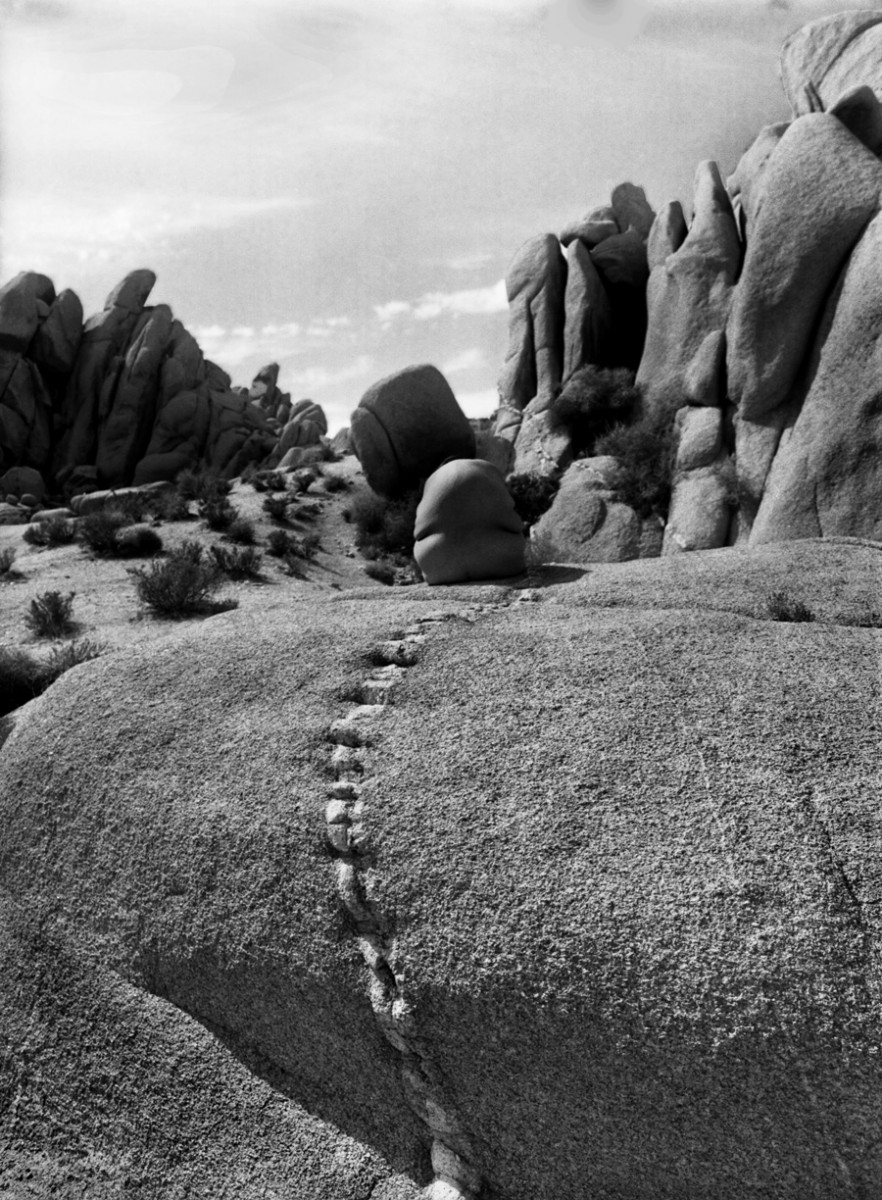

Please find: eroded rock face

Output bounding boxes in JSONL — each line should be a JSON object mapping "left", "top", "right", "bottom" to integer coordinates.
{"left": 638, "top": 161, "right": 741, "bottom": 411}
{"left": 590, "top": 230, "right": 649, "bottom": 371}
{"left": 750, "top": 206, "right": 882, "bottom": 544}
{"left": 559, "top": 205, "right": 619, "bottom": 249}
{"left": 0, "top": 272, "right": 55, "bottom": 355}
{"left": 0, "top": 352, "right": 54, "bottom": 472}
{"left": 781, "top": 11, "right": 882, "bottom": 116}
{"left": 726, "top": 122, "right": 789, "bottom": 232}
{"left": 351, "top": 364, "right": 475, "bottom": 498}
{"left": 496, "top": 234, "right": 567, "bottom": 441}
{"left": 530, "top": 456, "right": 654, "bottom": 562}
{"left": 726, "top": 114, "right": 882, "bottom": 423}
{"left": 562, "top": 240, "right": 613, "bottom": 382}
{"left": 413, "top": 458, "right": 525, "bottom": 585}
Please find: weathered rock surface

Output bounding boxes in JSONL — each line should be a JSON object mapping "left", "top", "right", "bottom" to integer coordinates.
{"left": 496, "top": 234, "right": 567, "bottom": 440}
{"left": 4, "top": 545, "right": 879, "bottom": 1197}
{"left": 559, "top": 205, "right": 619, "bottom": 249}
{"left": 0, "top": 271, "right": 55, "bottom": 355}
{"left": 646, "top": 200, "right": 687, "bottom": 272}
{"left": 751, "top": 206, "right": 882, "bottom": 544}
{"left": 663, "top": 459, "right": 733, "bottom": 553}
{"left": 726, "top": 114, "right": 882, "bottom": 422}
{"left": 352, "top": 365, "right": 475, "bottom": 497}
{"left": 830, "top": 83, "right": 882, "bottom": 155}
{"left": 414, "top": 458, "right": 526, "bottom": 584}
{"left": 610, "top": 181, "right": 655, "bottom": 238}
{"left": 29, "top": 288, "right": 83, "bottom": 378}
{"left": 0, "top": 465, "right": 47, "bottom": 502}
{"left": 0, "top": 351, "right": 54, "bottom": 471}
{"left": 562, "top": 240, "right": 613, "bottom": 381}
{"left": 725, "top": 122, "right": 788, "bottom": 230}
{"left": 133, "top": 388, "right": 212, "bottom": 486}
{"left": 781, "top": 10, "right": 882, "bottom": 116}
{"left": 638, "top": 161, "right": 741, "bottom": 411}
{"left": 530, "top": 457, "right": 649, "bottom": 562}
{"left": 273, "top": 398, "right": 328, "bottom": 462}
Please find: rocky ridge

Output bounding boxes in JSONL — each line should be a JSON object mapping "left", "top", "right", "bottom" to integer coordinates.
{"left": 493, "top": 10, "right": 882, "bottom": 562}
{"left": 0, "top": 270, "right": 329, "bottom": 506}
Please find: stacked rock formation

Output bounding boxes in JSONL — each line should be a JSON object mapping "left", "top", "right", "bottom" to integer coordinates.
{"left": 494, "top": 10, "right": 882, "bottom": 560}
{"left": 0, "top": 271, "right": 329, "bottom": 499}
{"left": 495, "top": 183, "right": 654, "bottom": 480}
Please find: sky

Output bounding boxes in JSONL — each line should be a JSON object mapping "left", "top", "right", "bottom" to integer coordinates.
{"left": 0, "top": 0, "right": 873, "bottom": 433}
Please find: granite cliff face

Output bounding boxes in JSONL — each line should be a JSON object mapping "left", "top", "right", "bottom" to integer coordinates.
{"left": 0, "top": 271, "right": 328, "bottom": 500}
{"left": 495, "top": 10, "right": 882, "bottom": 559}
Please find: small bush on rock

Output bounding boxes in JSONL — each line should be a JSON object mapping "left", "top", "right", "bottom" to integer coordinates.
{"left": 551, "top": 366, "right": 641, "bottom": 457}
{"left": 25, "top": 590, "right": 76, "bottom": 639}
{"left": 0, "top": 645, "right": 44, "bottom": 713}
{"left": 594, "top": 401, "right": 678, "bottom": 519}
{"left": 133, "top": 542, "right": 224, "bottom": 617}
{"left": 506, "top": 473, "right": 560, "bottom": 530}
{"left": 766, "top": 591, "right": 815, "bottom": 623}
{"left": 23, "top": 516, "right": 76, "bottom": 548}
{"left": 210, "top": 544, "right": 263, "bottom": 580}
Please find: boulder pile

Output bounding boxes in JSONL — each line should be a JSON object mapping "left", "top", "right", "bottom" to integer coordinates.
{"left": 0, "top": 271, "right": 329, "bottom": 500}
{"left": 493, "top": 10, "right": 882, "bottom": 560}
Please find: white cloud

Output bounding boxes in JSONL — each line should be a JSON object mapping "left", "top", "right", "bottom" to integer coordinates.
{"left": 374, "top": 280, "right": 508, "bottom": 325}
{"left": 443, "top": 347, "right": 485, "bottom": 374}
{"left": 286, "top": 355, "right": 374, "bottom": 390}
{"left": 373, "top": 299, "right": 412, "bottom": 323}
{"left": 455, "top": 387, "right": 499, "bottom": 418}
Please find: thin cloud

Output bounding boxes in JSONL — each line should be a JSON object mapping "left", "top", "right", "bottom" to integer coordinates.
{"left": 375, "top": 280, "right": 508, "bottom": 325}
{"left": 443, "top": 347, "right": 485, "bottom": 374}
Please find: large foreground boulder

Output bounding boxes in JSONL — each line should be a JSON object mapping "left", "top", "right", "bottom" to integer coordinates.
{"left": 413, "top": 458, "right": 526, "bottom": 584}
{"left": 351, "top": 364, "right": 475, "bottom": 498}
{"left": 0, "top": 543, "right": 880, "bottom": 1197}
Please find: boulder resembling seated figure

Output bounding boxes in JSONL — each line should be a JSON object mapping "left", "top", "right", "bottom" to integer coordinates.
{"left": 414, "top": 458, "right": 526, "bottom": 585}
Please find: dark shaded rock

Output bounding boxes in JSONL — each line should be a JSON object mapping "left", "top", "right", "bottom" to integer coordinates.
{"left": 351, "top": 364, "right": 475, "bottom": 498}
{"left": 0, "top": 272, "right": 55, "bottom": 355}
{"left": 590, "top": 230, "right": 649, "bottom": 371}
{"left": 562, "top": 240, "right": 613, "bottom": 381}
{"left": 29, "top": 288, "right": 83, "bottom": 378}
{"left": 133, "top": 387, "right": 212, "bottom": 485}
{"left": 559, "top": 205, "right": 619, "bottom": 249}
{"left": 610, "top": 182, "right": 655, "bottom": 238}
{"left": 0, "top": 352, "right": 53, "bottom": 471}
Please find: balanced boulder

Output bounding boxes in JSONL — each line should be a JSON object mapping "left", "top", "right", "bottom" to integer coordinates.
{"left": 413, "top": 458, "right": 525, "bottom": 585}
{"left": 351, "top": 365, "right": 475, "bottom": 498}
{"left": 0, "top": 272, "right": 55, "bottom": 355}
{"left": 781, "top": 11, "right": 882, "bottom": 116}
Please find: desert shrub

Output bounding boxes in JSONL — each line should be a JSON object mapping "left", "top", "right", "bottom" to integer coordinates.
{"left": 23, "top": 516, "right": 76, "bottom": 548}
{"left": 199, "top": 497, "right": 237, "bottom": 531}
{"left": 836, "top": 605, "right": 882, "bottom": 628}
{"left": 322, "top": 472, "right": 350, "bottom": 494}
{"left": 133, "top": 542, "right": 223, "bottom": 616}
{"left": 209, "top": 544, "right": 263, "bottom": 580}
{"left": 364, "top": 561, "right": 395, "bottom": 586}
{"left": 506, "top": 473, "right": 560, "bottom": 530}
{"left": 263, "top": 494, "right": 292, "bottom": 522}
{"left": 249, "top": 470, "right": 287, "bottom": 493}
{"left": 114, "top": 492, "right": 152, "bottom": 523}
{"left": 226, "top": 516, "right": 256, "bottom": 545}
{"left": 152, "top": 489, "right": 192, "bottom": 522}
{"left": 44, "top": 638, "right": 104, "bottom": 683}
{"left": 0, "top": 547, "right": 16, "bottom": 576}
{"left": 78, "top": 507, "right": 128, "bottom": 555}
{"left": 594, "top": 401, "right": 678, "bottom": 519}
{"left": 266, "top": 529, "right": 297, "bottom": 557}
{"left": 176, "top": 469, "right": 231, "bottom": 503}
{"left": 0, "top": 645, "right": 44, "bottom": 713}
{"left": 551, "top": 366, "right": 641, "bottom": 457}
{"left": 114, "top": 524, "right": 164, "bottom": 558}
{"left": 344, "top": 486, "right": 420, "bottom": 561}
{"left": 765, "top": 591, "right": 815, "bottom": 623}
{"left": 25, "top": 590, "right": 76, "bottom": 638}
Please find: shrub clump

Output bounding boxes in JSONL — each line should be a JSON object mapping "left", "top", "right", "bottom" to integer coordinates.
{"left": 765, "top": 591, "right": 816, "bottom": 623}
{"left": 551, "top": 366, "right": 641, "bottom": 457}
{"left": 344, "top": 486, "right": 420, "bottom": 562}
{"left": 506, "top": 473, "right": 560, "bottom": 530}
{"left": 132, "top": 541, "right": 226, "bottom": 617}
{"left": 113, "top": 524, "right": 164, "bottom": 557}
{"left": 176, "top": 470, "right": 232, "bottom": 503}
{"left": 248, "top": 470, "right": 287, "bottom": 493}
{"left": 322, "top": 472, "right": 350, "bottom": 494}
{"left": 44, "top": 638, "right": 104, "bottom": 682}
{"left": 0, "top": 547, "right": 16, "bottom": 576}
{"left": 25, "top": 590, "right": 76, "bottom": 639}
{"left": 209, "top": 544, "right": 263, "bottom": 580}
{"left": 200, "top": 497, "right": 239, "bottom": 531}
{"left": 23, "top": 516, "right": 76, "bottom": 548}
{"left": 78, "top": 507, "right": 128, "bottom": 556}
{"left": 226, "top": 516, "right": 256, "bottom": 545}
{"left": 263, "top": 494, "right": 292, "bottom": 522}
{"left": 594, "top": 401, "right": 678, "bottom": 519}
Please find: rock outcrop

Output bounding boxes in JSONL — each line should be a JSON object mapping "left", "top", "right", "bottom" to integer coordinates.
{"left": 780, "top": 10, "right": 882, "bottom": 115}
{"left": 413, "top": 458, "right": 526, "bottom": 584}
{"left": 351, "top": 364, "right": 475, "bottom": 498}
{"left": 0, "top": 269, "right": 327, "bottom": 496}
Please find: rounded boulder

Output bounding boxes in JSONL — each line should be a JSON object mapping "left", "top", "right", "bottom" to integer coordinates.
{"left": 352, "top": 365, "right": 475, "bottom": 498}
{"left": 414, "top": 458, "right": 526, "bottom": 585}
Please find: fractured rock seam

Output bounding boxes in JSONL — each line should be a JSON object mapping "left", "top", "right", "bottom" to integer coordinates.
{"left": 324, "top": 611, "right": 487, "bottom": 1200}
